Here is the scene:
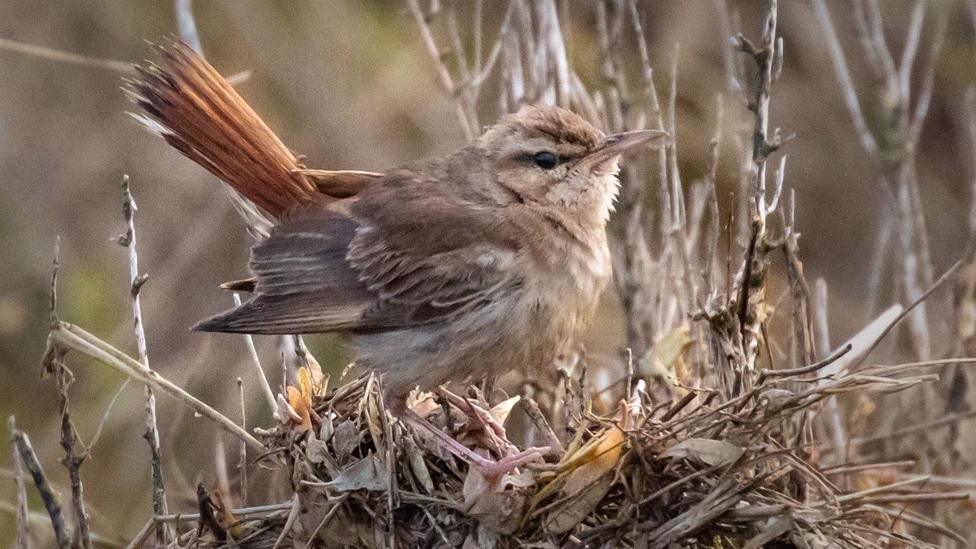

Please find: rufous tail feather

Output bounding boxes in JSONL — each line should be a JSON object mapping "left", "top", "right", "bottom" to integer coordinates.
{"left": 125, "top": 40, "right": 317, "bottom": 218}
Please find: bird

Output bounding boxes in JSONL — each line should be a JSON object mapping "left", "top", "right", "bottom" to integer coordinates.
{"left": 127, "top": 41, "right": 663, "bottom": 475}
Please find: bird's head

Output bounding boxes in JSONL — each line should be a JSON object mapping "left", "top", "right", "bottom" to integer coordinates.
{"left": 480, "top": 105, "right": 665, "bottom": 226}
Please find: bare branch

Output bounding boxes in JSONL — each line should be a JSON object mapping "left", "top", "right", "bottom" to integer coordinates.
{"left": 405, "top": 0, "right": 475, "bottom": 139}
{"left": 118, "top": 175, "right": 169, "bottom": 545}
{"left": 52, "top": 360, "right": 93, "bottom": 549}
{"left": 864, "top": 0, "right": 899, "bottom": 92}
{"left": 40, "top": 241, "right": 93, "bottom": 549}
{"left": 0, "top": 37, "right": 132, "bottom": 73}
{"left": 8, "top": 417, "right": 31, "bottom": 549}
{"left": 865, "top": 215, "right": 894, "bottom": 314}
{"left": 908, "top": 4, "right": 948, "bottom": 145}
{"left": 757, "top": 344, "right": 852, "bottom": 385}
{"left": 731, "top": 0, "right": 781, "bottom": 374}
{"left": 896, "top": 1, "right": 925, "bottom": 112}
{"left": 812, "top": 0, "right": 880, "bottom": 156}
{"left": 406, "top": 0, "right": 455, "bottom": 93}
{"left": 851, "top": 0, "right": 885, "bottom": 79}
{"left": 11, "top": 428, "right": 68, "bottom": 548}
{"left": 174, "top": 0, "right": 203, "bottom": 53}
{"left": 237, "top": 378, "right": 248, "bottom": 506}
{"left": 233, "top": 293, "right": 278, "bottom": 412}
{"left": 86, "top": 380, "right": 130, "bottom": 454}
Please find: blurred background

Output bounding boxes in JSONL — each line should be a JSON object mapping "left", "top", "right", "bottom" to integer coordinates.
{"left": 1, "top": 0, "right": 975, "bottom": 543}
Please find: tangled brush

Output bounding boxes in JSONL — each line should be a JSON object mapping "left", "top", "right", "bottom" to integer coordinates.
{"left": 169, "top": 343, "right": 965, "bottom": 548}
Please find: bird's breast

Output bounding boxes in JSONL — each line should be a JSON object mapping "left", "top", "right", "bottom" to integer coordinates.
{"left": 521, "top": 232, "right": 612, "bottom": 348}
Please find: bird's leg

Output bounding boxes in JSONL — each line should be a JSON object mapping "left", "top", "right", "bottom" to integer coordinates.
{"left": 401, "top": 408, "right": 550, "bottom": 482}
{"left": 385, "top": 389, "right": 550, "bottom": 480}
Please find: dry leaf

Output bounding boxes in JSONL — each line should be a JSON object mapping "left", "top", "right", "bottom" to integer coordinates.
{"left": 275, "top": 393, "right": 302, "bottom": 425}
{"left": 333, "top": 419, "right": 360, "bottom": 463}
{"left": 542, "top": 401, "right": 630, "bottom": 534}
{"left": 286, "top": 367, "right": 314, "bottom": 431}
{"left": 463, "top": 526, "right": 504, "bottom": 549}
{"left": 545, "top": 476, "right": 612, "bottom": 534}
{"left": 411, "top": 425, "right": 454, "bottom": 462}
{"left": 365, "top": 390, "right": 385, "bottom": 455}
{"left": 455, "top": 397, "right": 520, "bottom": 452}
{"left": 210, "top": 490, "right": 245, "bottom": 537}
{"left": 301, "top": 495, "right": 361, "bottom": 547}
{"left": 742, "top": 516, "right": 793, "bottom": 549}
{"left": 819, "top": 305, "right": 902, "bottom": 379}
{"left": 662, "top": 438, "right": 744, "bottom": 466}
{"left": 408, "top": 391, "right": 441, "bottom": 418}
{"left": 562, "top": 424, "right": 625, "bottom": 496}
{"left": 462, "top": 461, "right": 493, "bottom": 504}
{"left": 488, "top": 396, "right": 520, "bottom": 425}
{"left": 304, "top": 352, "right": 329, "bottom": 396}
{"left": 760, "top": 388, "right": 794, "bottom": 412}
{"left": 403, "top": 435, "right": 434, "bottom": 493}
{"left": 325, "top": 453, "right": 388, "bottom": 492}
{"left": 468, "top": 492, "right": 526, "bottom": 535}
{"left": 558, "top": 400, "right": 632, "bottom": 478}
{"left": 306, "top": 437, "right": 331, "bottom": 465}
{"left": 639, "top": 324, "right": 693, "bottom": 382}
{"left": 319, "top": 413, "right": 334, "bottom": 442}
{"left": 856, "top": 394, "right": 876, "bottom": 417}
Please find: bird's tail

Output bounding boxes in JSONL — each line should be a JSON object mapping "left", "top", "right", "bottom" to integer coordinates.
{"left": 125, "top": 41, "right": 317, "bottom": 219}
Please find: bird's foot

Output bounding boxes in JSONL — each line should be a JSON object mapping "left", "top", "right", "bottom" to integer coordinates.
{"left": 436, "top": 387, "right": 510, "bottom": 450}
{"left": 472, "top": 446, "right": 550, "bottom": 483}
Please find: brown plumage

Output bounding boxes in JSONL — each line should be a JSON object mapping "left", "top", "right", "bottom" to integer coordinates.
{"left": 128, "top": 41, "right": 663, "bottom": 404}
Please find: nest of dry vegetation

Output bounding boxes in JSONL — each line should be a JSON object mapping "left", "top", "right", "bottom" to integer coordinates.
{"left": 170, "top": 345, "right": 960, "bottom": 549}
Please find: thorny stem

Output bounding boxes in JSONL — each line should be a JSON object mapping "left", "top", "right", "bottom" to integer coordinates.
{"left": 42, "top": 235, "right": 94, "bottom": 549}
{"left": 731, "top": 0, "right": 782, "bottom": 379}
{"left": 54, "top": 363, "right": 93, "bottom": 549}
{"left": 780, "top": 191, "right": 816, "bottom": 369}
{"left": 119, "top": 175, "right": 169, "bottom": 545}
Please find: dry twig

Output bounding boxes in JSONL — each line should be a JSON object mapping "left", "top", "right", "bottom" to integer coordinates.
{"left": 11, "top": 428, "right": 68, "bottom": 547}
{"left": 46, "top": 320, "right": 265, "bottom": 451}
{"left": 8, "top": 416, "right": 31, "bottom": 549}
{"left": 118, "top": 175, "right": 170, "bottom": 545}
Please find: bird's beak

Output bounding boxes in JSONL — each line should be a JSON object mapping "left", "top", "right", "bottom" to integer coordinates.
{"left": 581, "top": 129, "right": 668, "bottom": 168}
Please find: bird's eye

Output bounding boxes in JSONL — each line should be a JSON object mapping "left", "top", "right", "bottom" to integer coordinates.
{"left": 532, "top": 151, "right": 558, "bottom": 170}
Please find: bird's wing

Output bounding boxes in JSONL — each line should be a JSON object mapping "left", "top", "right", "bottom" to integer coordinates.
{"left": 194, "top": 182, "right": 521, "bottom": 334}
{"left": 347, "top": 219, "right": 520, "bottom": 329}
{"left": 194, "top": 210, "right": 374, "bottom": 334}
